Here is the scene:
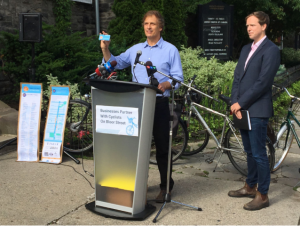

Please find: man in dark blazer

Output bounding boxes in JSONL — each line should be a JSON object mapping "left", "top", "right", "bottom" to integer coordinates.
{"left": 228, "top": 11, "right": 280, "bottom": 211}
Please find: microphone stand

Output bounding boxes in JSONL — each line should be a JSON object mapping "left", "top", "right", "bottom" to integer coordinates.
{"left": 140, "top": 63, "right": 205, "bottom": 223}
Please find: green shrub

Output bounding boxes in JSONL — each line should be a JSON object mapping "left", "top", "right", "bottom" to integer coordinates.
{"left": 0, "top": 24, "right": 103, "bottom": 92}
{"left": 273, "top": 79, "right": 300, "bottom": 118}
{"left": 281, "top": 48, "right": 300, "bottom": 68}
{"left": 179, "top": 46, "right": 236, "bottom": 94}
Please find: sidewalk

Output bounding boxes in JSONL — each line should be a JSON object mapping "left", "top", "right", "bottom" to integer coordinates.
{"left": 0, "top": 100, "right": 300, "bottom": 225}
{"left": 1, "top": 137, "right": 300, "bottom": 225}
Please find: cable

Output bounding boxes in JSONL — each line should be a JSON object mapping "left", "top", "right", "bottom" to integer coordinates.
{"left": 133, "top": 68, "right": 139, "bottom": 83}
{"left": 60, "top": 163, "right": 94, "bottom": 189}
{"left": 81, "top": 151, "right": 94, "bottom": 177}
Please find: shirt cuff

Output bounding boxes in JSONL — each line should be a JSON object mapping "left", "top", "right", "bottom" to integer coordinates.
{"left": 102, "top": 54, "right": 117, "bottom": 64}
{"left": 167, "top": 78, "right": 180, "bottom": 90}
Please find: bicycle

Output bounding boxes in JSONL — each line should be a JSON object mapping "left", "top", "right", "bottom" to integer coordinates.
{"left": 176, "top": 77, "right": 210, "bottom": 156}
{"left": 271, "top": 84, "right": 300, "bottom": 172}
{"left": 181, "top": 75, "right": 275, "bottom": 176}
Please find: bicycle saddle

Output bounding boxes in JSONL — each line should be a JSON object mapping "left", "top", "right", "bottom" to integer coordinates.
{"left": 218, "top": 94, "right": 231, "bottom": 106}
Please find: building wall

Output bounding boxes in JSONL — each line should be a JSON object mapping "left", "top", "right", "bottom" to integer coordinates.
{"left": 0, "top": 0, "right": 115, "bottom": 95}
{"left": 0, "top": 0, "right": 115, "bottom": 35}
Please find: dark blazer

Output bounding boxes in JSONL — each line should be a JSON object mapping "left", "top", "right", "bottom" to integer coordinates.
{"left": 231, "top": 37, "right": 280, "bottom": 118}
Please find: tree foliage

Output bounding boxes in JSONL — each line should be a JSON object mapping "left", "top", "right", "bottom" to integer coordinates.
{"left": 108, "top": 0, "right": 144, "bottom": 48}
{"left": 108, "top": 0, "right": 187, "bottom": 50}
{"left": 162, "top": 0, "right": 187, "bottom": 49}
{"left": 0, "top": 25, "right": 102, "bottom": 91}
{"left": 52, "top": 0, "right": 74, "bottom": 35}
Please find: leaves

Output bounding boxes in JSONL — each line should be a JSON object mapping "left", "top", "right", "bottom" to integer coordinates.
{"left": 0, "top": 24, "right": 103, "bottom": 92}
{"left": 179, "top": 46, "right": 236, "bottom": 94}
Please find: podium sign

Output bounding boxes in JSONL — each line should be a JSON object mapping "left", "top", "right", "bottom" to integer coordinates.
{"left": 95, "top": 105, "right": 139, "bottom": 136}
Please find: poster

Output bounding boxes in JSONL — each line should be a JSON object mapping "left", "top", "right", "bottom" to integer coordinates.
{"left": 40, "top": 86, "right": 70, "bottom": 164}
{"left": 96, "top": 105, "right": 139, "bottom": 137}
{"left": 17, "top": 83, "right": 42, "bottom": 162}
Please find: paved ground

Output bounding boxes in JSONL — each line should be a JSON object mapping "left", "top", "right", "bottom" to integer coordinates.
{"left": 1, "top": 100, "right": 300, "bottom": 225}
{"left": 1, "top": 136, "right": 300, "bottom": 225}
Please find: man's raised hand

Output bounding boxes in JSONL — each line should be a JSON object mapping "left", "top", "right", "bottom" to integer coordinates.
{"left": 100, "top": 31, "right": 111, "bottom": 50}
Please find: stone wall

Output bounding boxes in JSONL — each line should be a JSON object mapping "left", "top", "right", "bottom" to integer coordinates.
{"left": 0, "top": 0, "right": 115, "bottom": 35}
{"left": 0, "top": 0, "right": 115, "bottom": 95}
{"left": 71, "top": 0, "right": 115, "bottom": 36}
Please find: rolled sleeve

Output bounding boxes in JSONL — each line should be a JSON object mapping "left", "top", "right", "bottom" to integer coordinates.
{"left": 167, "top": 49, "right": 183, "bottom": 90}
{"left": 102, "top": 48, "right": 132, "bottom": 70}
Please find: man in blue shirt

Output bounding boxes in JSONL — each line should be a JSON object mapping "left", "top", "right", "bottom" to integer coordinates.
{"left": 100, "top": 10, "right": 184, "bottom": 202}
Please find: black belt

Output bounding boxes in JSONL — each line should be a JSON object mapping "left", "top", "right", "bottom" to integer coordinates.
{"left": 156, "top": 96, "right": 169, "bottom": 103}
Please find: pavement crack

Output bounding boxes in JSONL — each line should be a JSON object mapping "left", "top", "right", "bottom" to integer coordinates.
{"left": 47, "top": 201, "right": 88, "bottom": 225}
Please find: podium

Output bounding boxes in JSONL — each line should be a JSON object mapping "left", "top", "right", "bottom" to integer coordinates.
{"left": 85, "top": 79, "right": 160, "bottom": 220}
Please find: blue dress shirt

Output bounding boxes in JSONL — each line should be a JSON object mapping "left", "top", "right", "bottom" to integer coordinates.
{"left": 102, "top": 37, "right": 184, "bottom": 97}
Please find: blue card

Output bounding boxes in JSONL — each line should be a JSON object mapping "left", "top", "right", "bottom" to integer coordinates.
{"left": 99, "top": 34, "right": 110, "bottom": 41}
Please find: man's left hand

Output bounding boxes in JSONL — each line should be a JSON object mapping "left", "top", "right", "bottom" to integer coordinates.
{"left": 158, "top": 81, "right": 171, "bottom": 93}
{"left": 231, "top": 102, "right": 241, "bottom": 114}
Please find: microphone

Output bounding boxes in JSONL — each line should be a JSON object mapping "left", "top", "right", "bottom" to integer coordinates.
{"left": 89, "top": 61, "right": 117, "bottom": 79}
{"left": 89, "top": 68, "right": 102, "bottom": 79}
{"left": 145, "top": 61, "right": 153, "bottom": 77}
{"left": 144, "top": 61, "right": 157, "bottom": 74}
{"left": 144, "top": 61, "right": 158, "bottom": 87}
{"left": 100, "top": 60, "right": 117, "bottom": 74}
{"left": 133, "top": 50, "right": 142, "bottom": 69}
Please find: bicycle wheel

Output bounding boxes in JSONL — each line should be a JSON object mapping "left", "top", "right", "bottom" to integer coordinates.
{"left": 182, "top": 113, "right": 209, "bottom": 156}
{"left": 272, "top": 123, "right": 294, "bottom": 172}
{"left": 150, "top": 118, "right": 188, "bottom": 164}
{"left": 63, "top": 99, "right": 93, "bottom": 153}
{"left": 224, "top": 128, "right": 275, "bottom": 177}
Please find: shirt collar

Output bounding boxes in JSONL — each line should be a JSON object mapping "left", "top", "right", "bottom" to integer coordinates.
{"left": 252, "top": 35, "right": 267, "bottom": 48}
{"left": 143, "top": 37, "right": 164, "bottom": 49}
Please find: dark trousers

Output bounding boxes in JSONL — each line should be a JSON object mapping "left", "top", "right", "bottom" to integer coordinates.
{"left": 240, "top": 117, "right": 270, "bottom": 194}
{"left": 153, "top": 97, "right": 174, "bottom": 191}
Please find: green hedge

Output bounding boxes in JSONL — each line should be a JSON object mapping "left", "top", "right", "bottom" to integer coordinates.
{"left": 281, "top": 48, "right": 300, "bottom": 68}
{"left": 0, "top": 24, "right": 102, "bottom": 94}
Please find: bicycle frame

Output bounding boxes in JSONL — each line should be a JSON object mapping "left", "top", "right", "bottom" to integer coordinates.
{"left": 279, "top": 102, "right": 300, "bottom": 148}
{"left": 273, "top": 85, "right": 300, "bottom": 148}
{"left": 181, "top": 75, "right": 244, "bottom": 156}
{"left": 189, "top": 102, "right": 243, "bottom": 154}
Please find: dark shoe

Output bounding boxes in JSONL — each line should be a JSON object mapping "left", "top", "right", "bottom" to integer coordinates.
{"left": 228, "top": 183, "right": 257, "bottom": 198}
{"left": 155, "top": 190, "right": 171, "bottom": 203}
{"left": 243, "top": 191, "right": 269, "bottom": 211}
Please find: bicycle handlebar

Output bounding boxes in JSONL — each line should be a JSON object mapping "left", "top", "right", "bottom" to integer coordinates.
{"left": 272, "top": 83, "right": 300, "bottom": 101}
{"left": 185, "top": 74, "right": 219, "bottom": 102}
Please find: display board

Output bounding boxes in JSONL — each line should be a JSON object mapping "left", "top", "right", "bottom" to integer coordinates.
{"left": 198, "top": 0, "right": 234, "bottom": 60}
{"left": 40, "top": 86, "right": 70, "bottom": 164}
{"left": 17, "top": 83, "right": 42, "bottom": 162}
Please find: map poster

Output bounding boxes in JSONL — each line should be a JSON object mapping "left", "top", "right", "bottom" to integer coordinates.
{"left": 17, "top": 83, "right": 42, "bottom": 162}
{"left": 40, "top": 86, "right": 70, "bottom": 164}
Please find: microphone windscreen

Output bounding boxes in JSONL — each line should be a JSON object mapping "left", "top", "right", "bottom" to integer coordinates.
{"left": 110, "top": 61, "right": 117, "bottom": 67}
{"left": 145, "top": 61, "right": 153, "bottom": 66}
{"left": 95, "top": 68, "right": 102, "bottom": 76}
